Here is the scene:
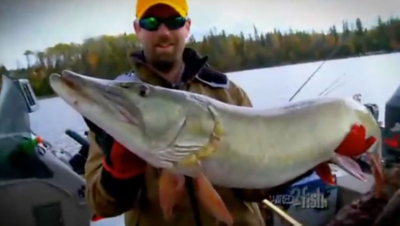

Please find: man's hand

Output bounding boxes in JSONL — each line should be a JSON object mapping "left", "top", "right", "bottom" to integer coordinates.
{"left": 103, "top": 141, "right": 147, "bottom": 179}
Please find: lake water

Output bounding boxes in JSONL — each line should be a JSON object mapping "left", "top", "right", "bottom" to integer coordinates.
{"left": 30, "top": 53, "right": 400, "bottom": 153}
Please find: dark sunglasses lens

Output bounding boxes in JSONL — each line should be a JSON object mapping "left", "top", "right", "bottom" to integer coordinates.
{"left": 164, "top": 17, "right": 186, "bottom": 30}
{"left": 139, "top": 17, "right": 160, "bottom": 31}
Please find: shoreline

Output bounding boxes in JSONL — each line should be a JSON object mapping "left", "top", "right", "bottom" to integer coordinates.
{"left": 35, "top": 51, "right": 398, "bottom": 100}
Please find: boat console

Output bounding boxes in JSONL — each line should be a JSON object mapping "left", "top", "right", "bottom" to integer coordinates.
{"left": 0, "top": 75, "right": 92, "bottom": 226}
{"left": 383, "top": 85, "right": 400, "bottom": 166}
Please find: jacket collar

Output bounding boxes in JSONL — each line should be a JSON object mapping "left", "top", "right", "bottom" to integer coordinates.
{"left": 129, "top": 48, "right": 227, "bottom": 88}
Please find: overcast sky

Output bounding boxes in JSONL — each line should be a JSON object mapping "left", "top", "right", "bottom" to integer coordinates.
{"left": 0, "top": 0, "right": 399, "bottom": 69}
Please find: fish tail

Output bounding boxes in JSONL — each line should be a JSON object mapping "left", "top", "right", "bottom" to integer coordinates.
{"left": 194, "top": 172, "right": 233, "bottom": 226}
{"left": 159, "top": 170, "right": 186, "bottom": 221}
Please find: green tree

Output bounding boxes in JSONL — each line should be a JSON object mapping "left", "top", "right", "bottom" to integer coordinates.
{"left": 7, "top": 16, "right": 400, "bottom": 97}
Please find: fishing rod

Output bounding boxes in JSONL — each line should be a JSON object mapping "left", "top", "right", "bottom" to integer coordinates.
{"left": 317, "top": 73, "right": 346, "bottom": 96}
{"left": 260, "top": 38, "right": 348, "bottom": 226}
{"left": 288, "top": 37, "right": 346, "bottom": 102}
{"left": 263, "top": 199, "right": 302, "bottom": 226}
{"left": 320, "top": 80, "right": 346, "bottom": 97}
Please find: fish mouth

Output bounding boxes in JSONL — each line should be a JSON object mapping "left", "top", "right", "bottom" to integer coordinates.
{"left": 316, "top": 149, "right": 383, "bottom": 187}
{"left": 50, "top": 70, "right": 142, "bottom": 127}
{"left": 330, "top": 144, "right": 383, "bottom": 184}
{"left": 330, "top": 153, "right": 369, "bottom": 182}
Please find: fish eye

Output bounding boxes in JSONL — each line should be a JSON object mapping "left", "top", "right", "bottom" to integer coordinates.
{"left": 139, "top": 84, "right": 149, "bottom": 97}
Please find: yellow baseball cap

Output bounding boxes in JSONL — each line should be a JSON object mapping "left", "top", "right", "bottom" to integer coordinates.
{"left": 136, "top": 0, "right": 189, "bottom": 19}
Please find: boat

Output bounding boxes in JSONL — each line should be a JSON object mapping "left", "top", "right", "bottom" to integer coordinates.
{"left": 0, "top": 73, "right": 398, "bottom": 226}
{"left": 0, "top": 74, "right": 92, "bottom": 226}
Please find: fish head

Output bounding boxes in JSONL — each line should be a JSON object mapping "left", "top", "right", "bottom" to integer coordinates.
{"left": 49, "top": 70, "right": 194, "bottom": 167}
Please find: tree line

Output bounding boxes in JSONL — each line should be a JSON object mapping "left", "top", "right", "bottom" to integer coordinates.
{"left": 1, "top": 16, "right": 399, "bottom": 97}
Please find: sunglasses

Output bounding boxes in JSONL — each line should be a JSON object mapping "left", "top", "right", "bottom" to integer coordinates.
{"left": 139, "top": 16, "right": 187, "bottom": 31}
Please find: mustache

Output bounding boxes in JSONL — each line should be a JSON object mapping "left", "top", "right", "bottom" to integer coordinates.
{"left": 155, "top": 36, "right": 174, "bottom": 46}
{"left": 155, "top": 42, "right": 174, "bottom": 46}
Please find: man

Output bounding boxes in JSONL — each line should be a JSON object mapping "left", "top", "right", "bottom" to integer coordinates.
{"left": 84, "top": 0, "right": 374, "bottom": 225}
{"left": 84, "top": 0, "right": 270, "bottom": 225}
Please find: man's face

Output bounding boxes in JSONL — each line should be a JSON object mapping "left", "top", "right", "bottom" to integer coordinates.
{"left": 134, "top": 4, "right": 191, "bottom": 65}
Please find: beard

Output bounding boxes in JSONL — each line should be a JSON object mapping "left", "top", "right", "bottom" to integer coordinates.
{"left": 143, "top": 37, "right": 183, "bottom": 72}
{"left": 151, "top": 60, "right": 175, "bottom": 72}
{"left": 148, "top": 48, "right": 179, "bottom": 72}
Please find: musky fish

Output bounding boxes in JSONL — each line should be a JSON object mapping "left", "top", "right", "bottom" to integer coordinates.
{"left": 50, "top": 70, "right": 383, "bottom": 225}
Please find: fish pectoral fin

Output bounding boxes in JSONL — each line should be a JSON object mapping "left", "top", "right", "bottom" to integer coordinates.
{"left": 315, "top": 162, "right": 336, "bottom": 185}
{"left": 331, "top": 153, "right": 366, "bottom": 182}
{"left": 194, "top": 172, "right": 233, "bottom": 226}
{"left": 366, "top": 152, "right": 385, "bottom": 198}
{"left": 159, "top": 170, "right": 186, "bottom": 221}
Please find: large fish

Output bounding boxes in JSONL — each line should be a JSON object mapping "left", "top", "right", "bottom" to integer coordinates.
{"left": 50, "top": 70, "right": 383, "bottom": 225}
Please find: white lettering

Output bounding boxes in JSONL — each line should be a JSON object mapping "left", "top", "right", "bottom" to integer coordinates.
{"left": 269, "top": 187, "right": 328, "bottom": 209}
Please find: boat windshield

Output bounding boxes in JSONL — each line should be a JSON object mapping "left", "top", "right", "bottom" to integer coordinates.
{"left": 0, "top": 75, "right": 32, "bottom": 179}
